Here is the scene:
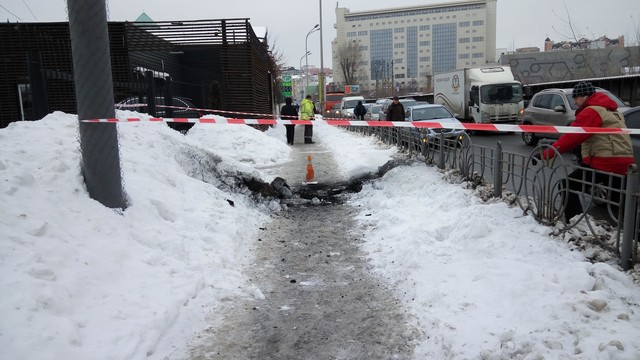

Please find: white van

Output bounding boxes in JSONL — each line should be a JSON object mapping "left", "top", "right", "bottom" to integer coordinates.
{"left": 339, "top": 95, "right": 365, "bottom": 118}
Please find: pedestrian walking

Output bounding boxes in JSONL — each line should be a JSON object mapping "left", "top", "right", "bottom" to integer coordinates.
{"left": 533, "top": 82, "right": 635, "bottom": 221}
{"left": 281, "top": 97, "right": 298, "bottom": 145}
{"left": 300, "top": 95, "right": 315, "bottom": 144}
{"left": 353, "top": 101, "right": 367, "bottom": 120}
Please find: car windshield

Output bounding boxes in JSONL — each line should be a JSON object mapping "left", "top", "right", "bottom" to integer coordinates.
{"left": 411, "top": 106, "right": 453, "bottom": 121}
{"left": 481, "top": 83, "right": 523, "bottom": 104}
{"left": 343, "top": 100, "right": 361, "bottom": 108}
{"left": 400, "top": 99, "right": 418, "bottom": 107}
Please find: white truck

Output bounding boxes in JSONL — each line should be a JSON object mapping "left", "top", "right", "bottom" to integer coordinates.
{"left": 434, "top": 66, "right": 523, "bottom": 124}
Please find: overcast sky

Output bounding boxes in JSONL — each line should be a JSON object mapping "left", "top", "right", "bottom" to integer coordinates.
{"left": 2, "top": 0, "right": 638, "bottom": 69}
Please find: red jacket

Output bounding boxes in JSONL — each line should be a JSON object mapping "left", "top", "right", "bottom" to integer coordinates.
{"left": 542, "top": 92, "right": 635, "bottom": 175}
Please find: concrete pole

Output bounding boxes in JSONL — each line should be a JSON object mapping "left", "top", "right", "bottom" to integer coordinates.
{"left": 67, "top": 0, "right": 127, "bottom": 209}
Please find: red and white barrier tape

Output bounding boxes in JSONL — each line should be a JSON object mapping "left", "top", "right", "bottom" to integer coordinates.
{"left": 83, "top": 117, "right": 640, "bottom": 135}
{"left": 117, "top": 103, "right": 299, "bottom": 119}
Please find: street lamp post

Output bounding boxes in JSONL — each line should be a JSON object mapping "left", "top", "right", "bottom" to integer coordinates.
{"left": 299, "top": 51, "right": 311, "bottom": 99}
{"left": 305, "top": 24, "right": 320, "bottom": 96}
{"left": 318, "top": 0, "right": 325, "bottom": 116}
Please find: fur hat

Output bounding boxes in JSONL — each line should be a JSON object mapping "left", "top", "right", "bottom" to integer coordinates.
{"left": 572, "top": 82, "right": 595, "bottom": 98}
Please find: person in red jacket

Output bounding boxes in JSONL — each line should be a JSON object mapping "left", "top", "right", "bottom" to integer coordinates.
{"left": 534, "top": 81, "right": 635, "bottom": 221}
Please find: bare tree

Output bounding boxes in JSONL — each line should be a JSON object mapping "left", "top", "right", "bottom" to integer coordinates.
{"left": 264, "top": 31, "right": 287, "bottom": 78}
{"left": 550, "top": 1, "right": 602, "bottom": 77}
{"left": 335, "top": 40, "right": 363, "bottom": 85}
{"left": 631, "top": 13, "right": 640, "bottom": 46}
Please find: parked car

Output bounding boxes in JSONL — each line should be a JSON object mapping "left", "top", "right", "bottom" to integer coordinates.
{"left": 366, "top": 104, "right": 383, "bottom": 120}
{"left": 339, "top": 95, "right": 365, "bottom": 118}
{"left": 326, "top": 103, "right": 342, "bottom": 118}
{"left": 405, "top": 104, "right": 466, "bottom": 143}
{"left": 520, "top": 88, "right": 630, "bottom": 146}
{"left": 622, "top": 106, "right": 640, "bottom": 167}
{"left": 115, "top": 96, "right": 200, "bottom": 118}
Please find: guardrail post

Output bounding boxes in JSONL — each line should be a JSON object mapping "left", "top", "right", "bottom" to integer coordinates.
{"left": 621, "top": 164, "right": 639, "bottom": 270}
{"left": 438, "top": 132, "right": 445, "bottom": 169}
{"left": 494, "top": 141, "right": 503, "bottom": 198}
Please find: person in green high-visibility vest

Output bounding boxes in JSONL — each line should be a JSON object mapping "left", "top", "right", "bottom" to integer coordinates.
{"left": 300, "top": 95, "right": 315, "bottom": 144}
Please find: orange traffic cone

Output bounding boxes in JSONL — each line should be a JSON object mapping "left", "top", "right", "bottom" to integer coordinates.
{"left": 305, "top": 154, "right": 316, "bottom": 183}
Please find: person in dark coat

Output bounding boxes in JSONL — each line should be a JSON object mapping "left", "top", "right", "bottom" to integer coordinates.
{"left": 353, "top": 101, "right": 367, "bottom": 120}
{"left": 386, "top": 96, "right": 405, "bottom": 121}
{"left": 280, "top": 97, "right": 298, "bottom": 145}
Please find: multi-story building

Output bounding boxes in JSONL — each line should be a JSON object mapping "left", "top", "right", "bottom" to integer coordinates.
{"left": 332, "top": 0, "right": 497, "bottom": 96}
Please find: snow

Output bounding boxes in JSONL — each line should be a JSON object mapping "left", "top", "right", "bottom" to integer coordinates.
{"left": 1, "top": 111, "right": 640, "bottom": 359}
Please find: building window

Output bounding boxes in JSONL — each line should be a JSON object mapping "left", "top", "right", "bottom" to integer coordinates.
{"left": 432, "top": 22, "right": 457, "bottom": 73}
{"left": 369, "top": 28, "right": 393, "bottom": 80}
{"left": 459, "top": 38, "right": 470, "bottom": 43}
{"left": 473, "top": 20, "right": 484, "bottom": 26}
{"left": 358, "top": 30, "right": 368, "bottom": 36}
{"left": 406, "top": 26, "right": 418, "bottom": 78}
{"left": 347, "top": 31, "right": 356, "bottom": 37}
{"left": 472, "top": 36, "right": 484, "bottom": 42}
{"left": 394, "top": 43, "right": 405, "bottom": 49}
{"left": 472, "top": 52, "right": 484, "bottom": 58}
{"left": 459, "top": 21, "right": 470, "bottom": 27}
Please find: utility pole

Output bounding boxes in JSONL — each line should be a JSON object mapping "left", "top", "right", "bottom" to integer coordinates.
{"left": 67, "top": 0, "right": 126, "bottom": 209}
{"left": 319, "top": 0, "right": 325, "bottom": 115}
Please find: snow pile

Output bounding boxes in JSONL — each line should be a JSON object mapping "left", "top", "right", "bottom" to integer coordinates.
{"left": 350, "top": 163, "right": 640, "bottom": 359}
{"left": 0, "top": 112, "right": 267, "bottom": 359}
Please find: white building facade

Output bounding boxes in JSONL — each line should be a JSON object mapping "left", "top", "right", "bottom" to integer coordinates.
{"left": 332, "top": 0, "right": 497, "bottom": 96}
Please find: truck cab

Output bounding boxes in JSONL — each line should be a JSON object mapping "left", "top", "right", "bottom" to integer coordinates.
{"left": 435, "top": 66, "right": 524, "bottom": 124}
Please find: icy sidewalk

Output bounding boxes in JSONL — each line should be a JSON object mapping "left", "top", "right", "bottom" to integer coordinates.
{"left": 259, "top": 124, "right": 347, "bottom": 187}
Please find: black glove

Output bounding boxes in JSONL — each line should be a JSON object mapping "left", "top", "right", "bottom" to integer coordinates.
{"left": 531, "top": 153, "right": 542, "bottom": 166}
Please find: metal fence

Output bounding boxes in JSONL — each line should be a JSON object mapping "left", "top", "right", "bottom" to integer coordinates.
{"left": 348, "top": 126, "right": 640, "bottom": 269}
{"left": 0, "top": 19, "right": 273, "bottom": 129}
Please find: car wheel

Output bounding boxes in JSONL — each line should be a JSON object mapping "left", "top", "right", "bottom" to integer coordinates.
{"left": 522, "top": 130, "right": 539, "bottom": 146}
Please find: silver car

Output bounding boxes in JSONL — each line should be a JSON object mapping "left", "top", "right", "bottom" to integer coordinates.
{"left": 366, "top": 104, "right": 382, "bottom": 120}
{"left": 520, "top": 88, "right": 630, "bottom": 146}
{"left": 405, "top": 104, "right": 466, "bottom": 142}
